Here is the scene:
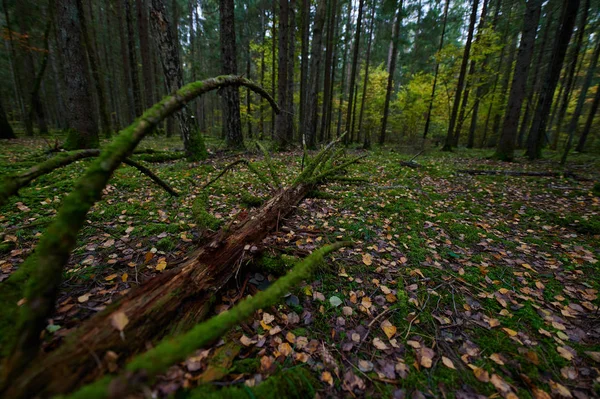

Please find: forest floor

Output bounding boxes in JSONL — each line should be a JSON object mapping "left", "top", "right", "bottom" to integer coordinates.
{"left": 1, "top": 137, "right": 600, "bottom": 398}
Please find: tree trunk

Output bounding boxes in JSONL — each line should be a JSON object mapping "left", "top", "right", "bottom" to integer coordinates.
{"left": 275, "top": 0, "right": 290, "bottom": 147}
{"left": 526, "top": 0, "right": 580, "bottom": 160}
{"left": 561, "top": 35, "right": 600, "bottom": 164}
{"left": 319, "top": 0, "right": 337, "bottom": 143}
{"left": 0, "top": 96, "right": 16, "bottom": 139}
{"left": 344, "top": 0, "right": 365, "bottom": 144}
{"left": 304, "top": 0, "right": 327, "bottom": 148}
{"left": 550, "top": 0, "right": 590, "bottom": 150}
{"left": 55, "top": 0, "right": 99, "bottom": 149}
{"left": 126, "top": 0, "right": 143, "bottom": 117}
{"left": 286, "top": 0, "right": 296, "bottom": 142}
{"left": 78, "top": 0, "right": 112, "bottom": 138}
{"left": 423, "top": 0, "right": 450, "bottom": 141}
{"left": 495, "top": 0, "right": 542, "bottom": 161}
{"left": 358, "top": 0, "right": 376, "bottom": 149}
{"left": 379, "top": 0, "right": 402, "bottom": 145}
{"left": 150, "top": 0, "right": 206, "bottom": 160}
{"left": 219, "top": 0, "right": 243, "bottom": 148}
{"left": 336, "top": 2, "right": 352, "bottom": 139}
{"left": 442, "top": 0, "right": 479, "bottom": 151}
{"left": 137, "top": 0, "right": 156, "bottom": 110}
{"left": 116, "top": 0, "right": 136, "bottom": 123}
{"left": 575, "top": 78, "right": 600, "bottom": 152}
{"left": 299, "top": 0, "right": 310, "bottom": 144}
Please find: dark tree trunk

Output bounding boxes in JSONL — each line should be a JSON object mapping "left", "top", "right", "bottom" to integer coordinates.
{"left": 78, "top": 0, "right": 111, "bottom": 137}
{"left": 116, "top": 0, "right": 136, "bottom": 122}
{"left": 304, "top": 0, "right": 327, "bottom": 149}
{"left": 561, "top": 35, "right": 600, "bottom": 164}
{"left": 423, "top": 0, "right": 450, "bottom": 140}
{"left": 275, "top": 0, "right": 290, "bottom": 147}
{"left": 575, "top": 77, "right": 600, "bottom": 152}
{"left": 336, "top": 2, "right": 352, "bottom": 139}
{"left": 358, "top": 0, "right": 376, "bottom": 149}
{"left": 271, "top": 5, "right": 277, "bottom": 139}
{"left": 345, "top": 0, "right": 365, "bottom": 144}
{"left": 319, "top": 0, "right": 337, "bottom": 143}
{"left": 137, "top": 0, "right": 156, "bottom": 110}
{"left": 526, "top": 0, "right": 580, "bottom": 160}
{"left": 286, "top": 0, "right": 296, "bottom": 141}
{"left": 0, "top": 96, "right": 16, "bottom": 139}
{"left": 550, "top": 0, "right": 589, "bottom": 150}
{"left": 219, "top": 0, "right": 243, "bottom": 148}
{"left": 379, "top": 0, "right": 402, "bottom": 145}
{"left": 495, "top": 0, "right": 542, "bottom": 161}
{"left": 150, "top": 0, "right": 205, "bottom": 159}
{"left": 299, "top": 0, "right": 310, "bottom": 143}
{"left": 55, "top": 0, "right": 99, "bottom": 149}
{"left": 442, "top": 0, "right": 479, "bottom": 151}
{"left": 125, "top": 0, "right": 143, "bottom": 117}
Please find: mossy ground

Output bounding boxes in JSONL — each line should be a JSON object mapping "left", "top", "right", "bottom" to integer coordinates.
{"left": 1, "top": 137, "right": 599, "bottom": 397}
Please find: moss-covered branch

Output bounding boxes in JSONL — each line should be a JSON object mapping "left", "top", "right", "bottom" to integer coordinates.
{"left": 0, "top": 76, "right": 279, "bottom": 389}
{"left": 0, "top": 149, "right": 179, "bottom": 207}
{"left": 65, "top": 241, "right": 350, "bottom": 399}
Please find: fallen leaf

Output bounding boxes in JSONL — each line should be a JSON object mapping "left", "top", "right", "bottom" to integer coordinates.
{"left": 156, "top": 258, "right": 167, "bottom": 272}
{"left": 373, "top": 337, "right": 388, "bottom": 350}
{"left": 110, "top": 311, "right": 129, "bottom": 332}
{"left": 418, "top": 347, "right": 435, "bottom": 368}
{"left": 321, "top": 371, "right": 334, "bottom": 386}
{"left": 77, "top": 293, "right": 90, "bottom": 303}
{"left": 490, "top": 373, "right": 513, "bottom": 395}
{"left": 362, "top": 253, "right": 372, "bottom": 266}
{"left": 502, "top": 328, "right": 518, "bottom": 337}
{"left": 471, "top": 366, "right": 490, "bottom": 382}
{"left": 381, "top": 320, "right": 397, "bottom": 339}
{"left": 441, "top": 356, "right": 456, "bottom": 370}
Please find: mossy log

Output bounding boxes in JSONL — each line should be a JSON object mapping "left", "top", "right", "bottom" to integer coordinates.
{"left": 0, "top": 76, "right": 280, "bottom": 394}
{"left": 0, "top": 149, "right": 179, "bottom": 206}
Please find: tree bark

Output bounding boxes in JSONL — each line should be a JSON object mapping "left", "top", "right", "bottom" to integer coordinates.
{"left": 219, "top": 0, "right": 244, "bottom": 149}
{"left": 137, "top": 0, "right": 156, "bottom": 110}
{"left": 423, "top": 0, "right": 450, "bottom": 141}
{"left": 379, "top": 0, "right": 402, "bottom": 145}
{"left": 275, "top": 0, "right": 290, "bottom": 147}
{"left": 345, "top": 0, "right": 365, "bottom": 144}
{"left": 495, "top": 0, "right": 542, "bottom": 161}
{"left": 358, "top": 0, "right": 376, "bottom": 149}
{"left": 575, "top": 78, "right": 600, "bottom": 152}
{"left": 150, "top": 0, "right": 206, "bottom": 160}
{"left": 286, "top": 0, "right": 296, "bottom": 141}
{"left": 125, "top": 0, "right": 143, "bottom": 117}
{"left": 299, "top": 0, "right": 310, "bottom": 143}
{"left": 526, "top": 0, "right": 580, "bottom": 160}
{"left": 304, "top": 0, "right": 327, "bottom": 148}
{"left": 116, "top": 0, "right": 136, "bottom": 123}
{"left": 442, "top": 0, "right": 479, "bottom": 151}
{"left": 0, "top": 96, "right": 16, "bottom": 139}
{"left": 560, "top": 35, "right": 600, "bottom": 164}
{"left": 55, "top": 0, "right": 99, "bottom": 149}
{"left": 319, "top": 0, "right": 337, "bottom": 143}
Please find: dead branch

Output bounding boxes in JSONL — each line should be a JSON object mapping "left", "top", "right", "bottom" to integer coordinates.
{"left": 457, "top": 169, "right": 590, "bottom": 181}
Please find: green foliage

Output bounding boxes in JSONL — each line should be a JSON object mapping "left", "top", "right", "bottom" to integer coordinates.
{"left": 240, "top": 192, "right": 264, "bottom": 208}
{"left": 192, "top": 192, "right": 222, "bottom": 230}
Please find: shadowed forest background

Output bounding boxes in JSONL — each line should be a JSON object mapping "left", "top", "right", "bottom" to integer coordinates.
{"left": 0, "top": 0, "right": 599, "bottom": 398}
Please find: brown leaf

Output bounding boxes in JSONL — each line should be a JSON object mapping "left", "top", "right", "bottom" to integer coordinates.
{"left": 362, "top": 253, "right": 372, "bottom": 266}
{"left": 321, "top": 371, "right": 334, "bottom": 386}
{"left": 418, "top": 347, "right": 435, "bottom": 368}
{"left": 381, "top": 320, "right": 397, "bottom": 339}
{"left": 110, "top": 311, "right": 129, "bottom": 332}
{"left": 441, "top": 356, "right": 456, "bottom": 370}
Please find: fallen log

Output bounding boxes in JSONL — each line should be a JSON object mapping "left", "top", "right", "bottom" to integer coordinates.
{"left": 0, "top": 77, "right": 362, "bottom": 398}
{"left": 0, "top": 76, "right": 280, "bottom": 394}
{"left": 457, "top": 169, "right": 590, "bottom": 181}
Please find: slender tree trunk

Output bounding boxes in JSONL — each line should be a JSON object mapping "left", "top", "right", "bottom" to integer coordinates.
{"left": 246, "top": 40, "right": 253, "bottom": 138}
{"left": 442, "top": 0, "right": 479, "bottom": 151}
{"left": 561, "top": 35, "right": 600, "bottom": 164}
{"left": 526, "top": 0, "right": 580, "bottom": 160}
{"left": 379, "top": 0, "right": 402, "bottom": 145}
{"left": 336, "top": 2, "right": 352, "bottom": 139}
{"left": 259, "top": 13, "right": 266, "bottom": 138}
{"left": 304, "top": 0, "right": 327, "bottom": 148}
{"left": 137, "top": 0, "right": 156, "bottom": 110}
{"left": 126, "top": 0, "right": 143, "bottom": 117}
{"left": 55, "top": 0, "right": 99, "bottom": 149}
{"left": 325, "top": 0, "right": 342, "bottom": 142}
{"left": 423, "top": 0, "right": 450, "bottom": 141}
{"left": 495, "top": 0, "right": 542, "bottom": 161}
{"left": 271, "top": 6, "right": 277, "bottom": 139}
{"left": 286, "top": 0, "right": 296, "bottom": 142}
{"left": 275, "top": 0, "right": 290, "bottom": 148}
{"left": 319, "top": 0, "right": 337, "bottom": 143}
{"left": 299, "top": 0, "right": 310, "bottom": 144}
{"left": 116, "top": 0, "right": 135, "bottom": 122}
{"left": 27, "top": 11, "right": 52, "bottom": 136}
{"left": 0, "top": 96, "right": 16, "bottom": 139}
{"left": 358, "top": 0, "right": 375, "bottom": 149}
{"left": 575, "top": 78, "right": 600, "bottom": 152}
{"left": 218, "top": 0, "right": 243, "bottom": 148}
{"left": 150, "top": 0, "right": 205, "bottom": 159}
{"left": 345, "top": 0, "right": 365, "bottom": 144}
{"left": 77, "top": 0, "right": 111, "bottom": 137}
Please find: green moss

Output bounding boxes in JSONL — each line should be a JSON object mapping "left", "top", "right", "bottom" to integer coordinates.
{"left": 257, "top": 254, "right": 297, "bottom": 276}
{"left": 192, "top": 193, "right": 222, "bottom": 230}
{"left": 63, "top": 129, "right": 99, "bottom": 151}
{"left": 185, "top": 367, "right": 316, "bottom": 399}
{"left": 230, "top": 358, "right": 260, "bottom": 374}
{"left": 240, "top": 192, "right": 264, "bottom": 208}
{"left": 156, "top": 237, "right": 176, "bottom": 252}
{"left": 593, "top": 182, "right": 600, "bottom": 196}
{"left": 187, "top": 130, "right": 208, "bottom": 161}
{"left": 0, "top": 241, "right": 16, "bottom": 254}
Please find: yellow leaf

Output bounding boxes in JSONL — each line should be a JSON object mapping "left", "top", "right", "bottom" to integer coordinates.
{"left": 441, "top": 356, "right": 456, "bottom": 370}
{"left": 105, "top": 274, "right": 118, "bottom": 281}
{"left": 502, "top": 327, "right": 518, "bottom": 337}
{"left": 418, "top": 347, "right": 435, "bottom": 368}
{"left": 121, "top": 273, "right": 128, "bottom": 282}
{"left": 472, "top": 366, "right": 490, "bottom": 382}
{"left": 77, "top": 293, "right": 90, "bottom": 303}
{"left": 381, "top": 320, "right": 397, "bottom": 339}
{"left": 321, "top": 371, "right": 333, "bottom": 386}
{"left": 110, "top": 311, "right": 129, "bottom": 332}
{"left": 362, "top": 253, "right": 373, "bottom": 266}
{"left": 156, "top": 258, "right": 167, "bottom": 272}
